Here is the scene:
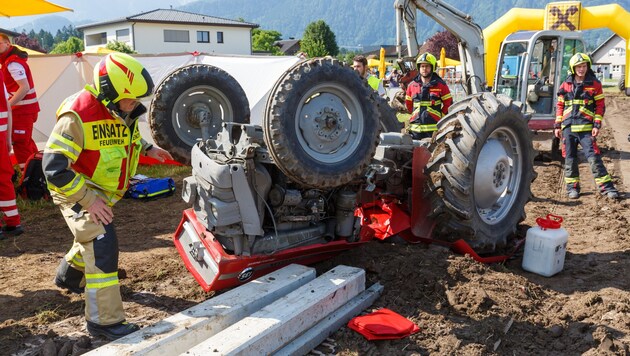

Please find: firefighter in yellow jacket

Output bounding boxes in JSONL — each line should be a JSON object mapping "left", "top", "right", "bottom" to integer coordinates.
{"left": 43, "top": 53, "right": 172, "bottom": 340}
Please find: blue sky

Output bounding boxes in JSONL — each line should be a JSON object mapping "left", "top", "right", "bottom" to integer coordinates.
{"left": 3, "top": 0, "right": 198, "bottom": 28}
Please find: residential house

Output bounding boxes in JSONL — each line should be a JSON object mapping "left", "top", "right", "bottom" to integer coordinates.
{"left": 362, "top": 45, "right": 409, "bottom": 64}
{"left": 591, "top": 34, "right": 626, "bottom": 80}
{"left": 0, "top": 28, "right": 21, "bottom": 42}
{"left": 77, "top": 9, "right": 259, "bottom": 55}
{"left": 274, "top": 38, "right": 301, "bottom": 56}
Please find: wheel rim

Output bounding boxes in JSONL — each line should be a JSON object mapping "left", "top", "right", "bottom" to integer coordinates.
{"left": 171, "top": 85, "right": 234, "bottom": 146}
{"left": 295, "top": 83, "right": 364, "bottom": 163}
{"left": 473, "top": 126, "right": 523, "bottom": 224}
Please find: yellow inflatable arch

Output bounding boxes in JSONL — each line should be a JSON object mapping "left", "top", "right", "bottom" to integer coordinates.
{"left": 483, "top": 2, "right": 630, "bottom": 91}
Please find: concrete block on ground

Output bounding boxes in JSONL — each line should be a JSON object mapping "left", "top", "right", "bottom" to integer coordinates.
{"left": 85, "top": 264, "right": 315, "bottom": 356}
{"left": 273, "top": 282, "right": 384, "bottom": 356}
{"left": 184, "top": 265, "right": 365, "bottom": 356}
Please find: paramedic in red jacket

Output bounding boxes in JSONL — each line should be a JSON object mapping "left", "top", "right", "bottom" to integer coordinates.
{"left": 0, "top": 70, "right": 22, "bottom": 239}
{"left": 405, "top": 52, "right": 452, "bottom": 139}
{"left": 0, "top": 34, "right": 40, "bottom": 168}
{"left": 554, "top": 53, "right": 619, "bottom": 200}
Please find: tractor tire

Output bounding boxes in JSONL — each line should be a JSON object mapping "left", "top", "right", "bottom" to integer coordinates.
{"left": 618, "top": 77, "right": 625, "bottom": 93}
{"left": 425, "top": 92, "right": 536, "bottom": 253}
{"left": 375, "top": 94, "right": 404, "bottom": 132}
{"left": 149, "top": 64, "right": 250, "bottom": 164}
{"left": 264, "top": 58, "right": 380, "bottom": 189}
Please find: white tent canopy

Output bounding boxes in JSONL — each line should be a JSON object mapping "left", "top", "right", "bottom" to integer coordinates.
{"left": 28, "top": 52, "right": 300, "bottom": 146}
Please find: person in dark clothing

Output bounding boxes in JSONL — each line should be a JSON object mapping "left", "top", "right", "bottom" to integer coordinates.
{"left": 554, "top": 53, "right": 619, "bottom": 200}
{"left": 405, "top": 53, "right": 452, "bottom": 139}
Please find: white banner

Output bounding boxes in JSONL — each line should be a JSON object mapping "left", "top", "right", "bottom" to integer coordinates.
{"left": 28, "top": 52, "right": 300, "bottom": 146}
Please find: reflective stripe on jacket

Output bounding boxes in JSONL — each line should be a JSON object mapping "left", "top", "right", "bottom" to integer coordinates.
{"left": 555, "top": 71, "right": 604, "bottom": 132}
{"left": 46, "top": 89, "right": 142, "bottom": 205}
{"left": 0, "top": 71, "right": 8, "bottom": 132}
{"left": 0, "top": 46, "right": 40, "bottom": 114}
{"left": 405, "top": 73, "right": 452, "bottom": 133}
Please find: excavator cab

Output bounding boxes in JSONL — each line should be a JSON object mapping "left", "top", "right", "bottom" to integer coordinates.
{"left": 495, "top": 30, "right": 586, "bottom": 130}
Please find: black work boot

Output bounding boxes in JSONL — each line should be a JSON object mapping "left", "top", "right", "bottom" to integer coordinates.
{"left": 2, "top": 225, "right": 23, "bottom": 237}
{"left": 54, "top": 259, "right": 84, "bottom": 294}
{"left": 86, "top": 320, "right": 140, "bottom": 340}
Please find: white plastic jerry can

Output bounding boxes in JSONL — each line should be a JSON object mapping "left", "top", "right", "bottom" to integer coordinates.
{"left": 522, "top": 214, "right": 569, "bottom": 277}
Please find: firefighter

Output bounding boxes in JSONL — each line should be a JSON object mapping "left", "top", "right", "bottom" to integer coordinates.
{"left": 554, "top": 52, "right": 619, "bottom": 200}
{"left": 43, "top": 53, "right": 173, "bottom": 340}
{"left": 0, "top": 34, "right": 40, "bottom": 169}
{"left": 405, "top": 52, "right": 452, "bottom": 139}
{"left": 0, "top": 71, "right": 22, "bottom": 240}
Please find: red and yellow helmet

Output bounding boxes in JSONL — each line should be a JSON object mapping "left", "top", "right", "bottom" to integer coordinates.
{"left": 569, "top": 52, "right": 592, "bottom": 74}
{"left": 93, "top": 53, "right": 154, "bottom": 103}
{"left": 416, "top": 52, "right": 437, "bottom": 72}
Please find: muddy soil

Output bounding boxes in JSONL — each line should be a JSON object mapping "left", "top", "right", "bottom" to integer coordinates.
{"left": 1, "top": 94, "right": 630, "bottom": 355}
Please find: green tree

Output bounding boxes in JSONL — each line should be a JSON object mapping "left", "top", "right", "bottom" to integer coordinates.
{"left": 252, "top": 28, "right": 282, "bottom": 55}
{"left": 54, "top": 25, "right": 82, "bottom": 44}
{"left": 337, "top": 48, "right": 361, "bottom": 66}
{"left": 37, "top": 29, "right": 55, "bottom": 52}
{"left": 105, "top": 40, "right": 136, "bottom": 54}
{"left": 49, "top": 36, "right": 84, "bottom": 54}
{"left": 300, "top": 20, "right": 338, "bottom": 57}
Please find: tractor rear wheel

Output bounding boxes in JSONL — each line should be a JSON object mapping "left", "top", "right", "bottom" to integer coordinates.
{"left": 263, "top": 58, "right": 381, "bottom": 189}
{"left": 425, "top": 92, "right": 536, "bottom": 253}
{"left": 618, "top": 77, "right": 625, "bottom": 93}
{"left": 149, "top": 64, "right": 250, "bottom": 164}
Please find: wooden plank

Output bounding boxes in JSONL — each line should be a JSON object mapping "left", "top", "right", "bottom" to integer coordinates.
{"left": 85, "top": 264, "right": 315, "bottom": 356}
{"left": 185, "top": 265, "right": 365, "bottom": 356}
{"left": 273, "top": 282, "right": 384, "bottom": 356}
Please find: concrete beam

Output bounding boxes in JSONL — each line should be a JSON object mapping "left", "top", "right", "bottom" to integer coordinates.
{"left": 85, "top": 264, "right": 315, "bottom": 356}
{"left": 185, "top": 265, "right": 365, "bottom": 356}
{"left": 273, "top": 282, "right": 384, "bottom": 356}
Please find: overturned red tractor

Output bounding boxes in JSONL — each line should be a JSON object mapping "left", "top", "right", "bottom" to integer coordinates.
{"left": 149, "top": 57, "right": 535, "bottom": 292}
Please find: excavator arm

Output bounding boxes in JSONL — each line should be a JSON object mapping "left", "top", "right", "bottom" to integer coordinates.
{"left": 394, "top": 0, "right": 486, "bottom": 93}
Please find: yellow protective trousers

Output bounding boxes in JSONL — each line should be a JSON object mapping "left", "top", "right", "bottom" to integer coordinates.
{"left": 56, "top": 203, "right": 124, "bottom": 326}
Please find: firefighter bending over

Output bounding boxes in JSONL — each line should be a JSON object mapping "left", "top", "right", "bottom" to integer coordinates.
{"left": 44, "top": 53, "right": 173, "bottom": 339}
{"left": 405, "top": 52, "right": 452, "bottom": 139}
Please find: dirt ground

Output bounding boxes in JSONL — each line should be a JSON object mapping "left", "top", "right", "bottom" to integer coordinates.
{"left": 2, "top": 94, "right": 630, "bottom": 356}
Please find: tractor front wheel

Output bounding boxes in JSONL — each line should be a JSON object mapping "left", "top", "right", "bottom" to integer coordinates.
{"left": 425, "top": 92, "right": 536, "bottom": 253}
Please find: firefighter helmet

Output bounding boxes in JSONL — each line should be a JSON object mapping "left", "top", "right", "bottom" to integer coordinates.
{"left": 416, "top": 52, "right": 437, "bottom": 71}
{"left": 94, "top": 53, "right": 154, "bottom": 103}
{"left": 569, "top": 52, "right": 592, "bottom": 74}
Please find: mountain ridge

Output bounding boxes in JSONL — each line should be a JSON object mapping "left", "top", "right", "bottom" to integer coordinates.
{"left": 9, "top": 0, "right": 623, "bottom": 50}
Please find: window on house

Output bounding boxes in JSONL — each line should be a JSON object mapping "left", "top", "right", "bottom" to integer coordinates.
{"left": 116, "top": 29, "right": 130, "bottom": 42}
{"left": 217, "top": 31, "right": 224, "bottom": 44}
{"left": 164, "top": 29, "right": 190, "bottom": 43}
{"left": 197, "top": 31, "right": 210, "bottom": 43}
{"left": 86, "top": 32, "right": 107, "bottom": 46}
{"left": 613, "top": 65, "right": 620, "bottom": 72}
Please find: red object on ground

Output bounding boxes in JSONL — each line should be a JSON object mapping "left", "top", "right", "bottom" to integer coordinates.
{"left": 138, "top": 154, "right": 184, "bottom": 166}
{"left": 449, "top": 238, "right": 525, "bottom": 264}
{"left": 356, "top": 200, "right": 410, "bottom": 241}
{"left": 348, "top": 308, "right": 420, "bottom": 340}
